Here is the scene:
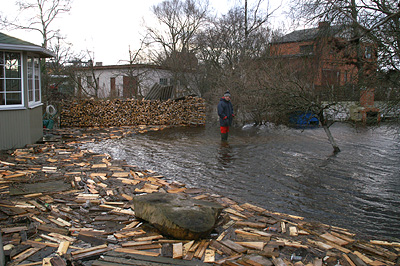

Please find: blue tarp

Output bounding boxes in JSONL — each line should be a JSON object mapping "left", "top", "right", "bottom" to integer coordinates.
{"left": 289, "top": 111, "right": 319, "bottom": 128}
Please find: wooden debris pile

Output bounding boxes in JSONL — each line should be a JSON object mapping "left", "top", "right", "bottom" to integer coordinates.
{"left": 60, "top": 96, "right": 206, "bottom": 128}
{"left": 0, "top": 127, "right": 399, "bottom": 266}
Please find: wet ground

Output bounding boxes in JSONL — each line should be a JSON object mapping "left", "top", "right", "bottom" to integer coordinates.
{"left": 83, "top": 122, "right": 400, "bottom": 241}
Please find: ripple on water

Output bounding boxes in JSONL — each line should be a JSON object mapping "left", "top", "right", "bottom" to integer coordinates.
{"left": 83, "top": 123, "right": 400, "bottom": 240}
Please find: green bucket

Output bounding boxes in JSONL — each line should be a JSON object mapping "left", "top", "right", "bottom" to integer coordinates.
{"left": 43, "top": 119, "right": 54, "bottom": 129}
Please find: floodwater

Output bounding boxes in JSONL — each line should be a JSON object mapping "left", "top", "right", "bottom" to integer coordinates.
{"left": 84, "top": 122, "right": 400, "bottom": 240}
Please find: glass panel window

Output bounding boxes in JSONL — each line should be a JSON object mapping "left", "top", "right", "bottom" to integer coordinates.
{"left": 28, "top": 56, "right": 41, "bottom": 105}
{"left": 160, "top": 78, "right": 168, "bottom": 85}
{"left": 86, "top": 75, "right": 92, "bottom": 85}
{"left": 0, "top": 51, "right": 23, "bottom": 107}
{"left": 6, "top": 79, "right": 21, "bottom": 91}
{"left": 28, "top": 57, "right": 33, "bottom": 102}
{"left": 300, "top": 45, "right": 314, "bottom": 55}
{"left": 35, "top": 79, "right": 40, "bottom": 102}
{"left": 8, "top": 92, "right": 22, "bottom": 104}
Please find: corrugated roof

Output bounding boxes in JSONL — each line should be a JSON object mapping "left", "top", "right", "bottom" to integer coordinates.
{"left": 0, "top": 32, "right": 54, "bottom": 58}
{"left": 145, "top": 83, "right": 174, "bottom": 100}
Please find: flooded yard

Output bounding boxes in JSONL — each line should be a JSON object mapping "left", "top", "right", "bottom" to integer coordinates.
{"left": 84, "top": 122, "right": 400, "bottom": 240}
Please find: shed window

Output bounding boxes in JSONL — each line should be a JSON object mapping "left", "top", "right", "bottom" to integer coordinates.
{"left": 300, "top": 45, "right": 313, "bottom": 55}
{"left": 0, "top": 52, "right": 23, "bottom": 107}
{"left": 160, "top": 78, "right": 168, "bottom": 85}
{"left": 28, "top": 56, "right": 41, "bottom": 106}
{"left": 86, "top": 75, "right": 93, "bottom": 85}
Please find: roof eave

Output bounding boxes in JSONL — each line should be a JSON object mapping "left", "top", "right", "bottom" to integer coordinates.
{"left": 0, "top": 43, "right": 55, "bottom": 58}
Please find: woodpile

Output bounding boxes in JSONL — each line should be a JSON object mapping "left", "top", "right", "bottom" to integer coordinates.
{"left": 60, "top": 96, "right": 206, "bottom": 128}
{"left": 0, "top": 127, "right": 399, "bottom": 266}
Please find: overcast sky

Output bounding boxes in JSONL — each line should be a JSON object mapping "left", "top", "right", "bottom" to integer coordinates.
{"left": 2, "top": 0, "right": 291, "bottom": 65}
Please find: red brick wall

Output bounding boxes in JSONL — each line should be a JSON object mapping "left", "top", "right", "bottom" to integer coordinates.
{"left": 270, "top": 38, "right": 369, "bottom": 87}
{"left": 360, "top": 88, "right": 375, "bottom": 107}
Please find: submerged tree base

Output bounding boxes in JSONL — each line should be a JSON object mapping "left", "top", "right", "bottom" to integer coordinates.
{"left": 323, "top": 124, "right": 341, "bottom": 153}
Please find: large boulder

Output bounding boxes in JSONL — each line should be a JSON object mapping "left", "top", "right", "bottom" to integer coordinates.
{"left": 132, "top": 193, "right": 223, "bottom": 240}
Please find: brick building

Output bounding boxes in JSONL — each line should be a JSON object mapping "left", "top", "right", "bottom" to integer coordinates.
{"left": 270, "top": 22, "right": 376, "bottom": 101}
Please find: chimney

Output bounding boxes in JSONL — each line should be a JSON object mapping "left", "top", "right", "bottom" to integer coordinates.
{"left": 95, "top": 62, "right": 103, "bottom": 66}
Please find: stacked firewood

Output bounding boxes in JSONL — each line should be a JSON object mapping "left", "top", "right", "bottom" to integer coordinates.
{"left": 60, "top": 97, "right": 206, "bottom": 128}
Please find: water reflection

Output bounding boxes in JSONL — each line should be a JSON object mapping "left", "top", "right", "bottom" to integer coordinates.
{"left": 217, "top": 142, "right": 235, "bottom": 165}
{"left": 83, "top": 123, "right": 400, "bottom": 240}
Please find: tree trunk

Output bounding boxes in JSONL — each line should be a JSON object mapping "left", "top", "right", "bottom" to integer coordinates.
{"left": 322, "top": 124, "right": 340, "bottom": 153}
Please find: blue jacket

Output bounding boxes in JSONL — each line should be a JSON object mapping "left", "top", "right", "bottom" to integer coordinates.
{"left": 218, "top": 98, "right": 234, "bottom": 127}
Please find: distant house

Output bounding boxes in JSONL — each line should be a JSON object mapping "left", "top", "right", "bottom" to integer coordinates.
{"left": 270, "top": 22, "right": 377, "bottom": 100}
{"left": 73, "top": 63, "right": 198, "bottom": 100}
{"left": 0, "top": 32, "right": 54, "bottom": 150}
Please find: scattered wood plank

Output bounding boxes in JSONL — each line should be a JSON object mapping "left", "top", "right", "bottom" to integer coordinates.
{"left": 57, "top": 241, "right": 70, "bottom": 255}
{"left": 224, "top": 208, "right": 248, "bottom": 219}
{"left": 330, "top": 231, "right": 355, "bottom": 244}
{"left": 72, "top": 246, "right": 112, "bottom": 260}
{"left": 313, "top": 258, "right": 323, "bottom": 266}
{"left": 114, "top": 248, "right": 160, "bottom": 257}
{"left": 272, "top": 257, "right": 287, "bottom": 266}
{"left": 193, "top": 240, "right": 208, "bottom": 259}
{"left": 234, "top": 242, "right": 265, "bottom": 250}
{"left": 235, "top": 221, "right": 266, "bottom": 229}
{"left": 181, "top": 240, "right": 194, "bottom": 257}
{"left": 320, "top": 232, "right": 349, "bottom": 246}
{"left": 369, "top": 240, "right": 400, "bottom": 248}
{"left": 221, "top": 240, "right": 247, "bottom": 253}
{"left": 98, "top": 251, "right": 211, "bottom": 266}
{"left": 133, "top": 235, "right": 164, "bottom": 242}
{"left": 307, "top": 239, "right": 333, "bottom": 250}
{"left": 210, "top": 240, "right": 236, "bottom": 256}
{"left": 204, "top": 249, "right": 215, "bottom": 263}
{"left": 173, "top": 242, "right": 183, "bottom": 259}
{"left": 71, "top": 244, "right": 108, "bottom": 256}
{"left": 289, "top": 226, "right": 298, "bottom": 236}
{"left": 129, "top": 244, "right": 163, "bottom": 250}
{"left": 353, "top": 251, "right": 375, "bottom": 265}
{"left": 1, "top": 226, "right": 28, "bottom": 234}
{"left": 346, "top": 253, "right": 368, "bottom": 266}
{"left": 242, "top": 255, "right": 273, "bottom": 266}
{"left": 10, "top": 247, "right": 42, "bottom": 266}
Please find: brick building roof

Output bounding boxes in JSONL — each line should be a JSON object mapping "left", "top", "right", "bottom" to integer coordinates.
{"left": 274, "top": 24, "right": 345, "bottom": 44}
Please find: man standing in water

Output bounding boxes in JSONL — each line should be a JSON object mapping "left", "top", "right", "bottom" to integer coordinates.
{"left": 218, "top": 91, "right": 234, "bottom": 141}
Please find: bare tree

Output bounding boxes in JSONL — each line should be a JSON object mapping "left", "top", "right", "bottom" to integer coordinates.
{"left": 117, "top": 38, "right": 151, "bottom": 99}
{"left": 289, "top": 0, "right": 400, "bottom": 116}
{"left": 1, "top": 0, "right": 72, "bottom": 104}
{"left": 264, "top": 56, "right": 343, "bottom": 152}
{"left": 0, "top": 0, "right": 72, "bottom": 49}
{"left": 145, "top": 0, "right": 210, "bottom": 97}
{"left": 62, "top": 50, "right": 104, "bottom": 99}
{"left": 47, "top": 36, "right": 77, "bottom": 97}
{"left": 195, "top": 1, "right": 275, "bottom": 122}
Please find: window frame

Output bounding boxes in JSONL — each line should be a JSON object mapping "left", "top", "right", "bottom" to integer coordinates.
{"left": 322, "top": 68, "right": 341, "bottom": 86}
{"left": 0, "top": 51, "right": 25, "bottom": 110}
{"left": 300, "top": 44, "right": 314, "bottom": 55}
{"left": 27, "top": 56, "right": 42, "bottom": 108}
{"left": 159, "top": 78, "right": 169, "bottom": 86}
